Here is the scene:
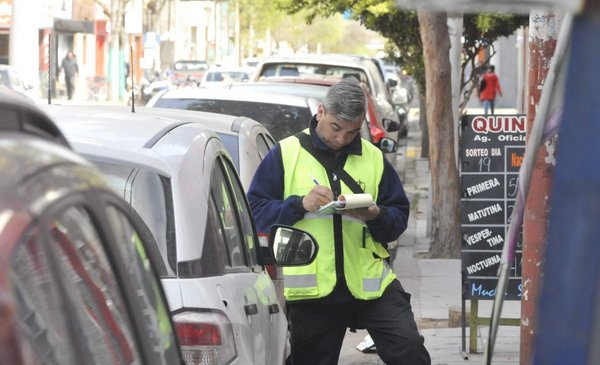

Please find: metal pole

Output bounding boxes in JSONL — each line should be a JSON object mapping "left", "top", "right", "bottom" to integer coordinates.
{"left": 521, "top": 11, "right": 563, "bottom": 364}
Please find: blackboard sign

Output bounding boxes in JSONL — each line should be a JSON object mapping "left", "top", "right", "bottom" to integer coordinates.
{"left": 460, "top": 115, "right": 526, "bottom": 300}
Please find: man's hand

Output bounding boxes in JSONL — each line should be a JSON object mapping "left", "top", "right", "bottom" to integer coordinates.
{"left": 302, "top": 185, "right": 335, "bottom": 212}
{"left": 343, "top": 205, "right": 381, "bottom": 221}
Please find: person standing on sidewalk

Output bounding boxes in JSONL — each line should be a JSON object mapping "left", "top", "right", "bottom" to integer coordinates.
{"left": 60, "top": 51, "right": 79, "bottom": 100}
{"left": 247, "top": 77, "right": 431, "bottom": 365}
{"left": 479, "top": 65, "right": 503, "bottom": 115}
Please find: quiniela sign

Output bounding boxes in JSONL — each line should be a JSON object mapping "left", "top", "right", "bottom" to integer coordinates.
{"left": 460, "top": 114, "right": 526, "bottom": 300}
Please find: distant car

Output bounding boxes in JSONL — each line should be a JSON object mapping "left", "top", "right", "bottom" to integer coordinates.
{"left": 146, "top": 87, "right": 321, "bottom": 141}
{"left": 0, "top": 99, "right": 182, "bottom": 364}
{"left": 251, "top": 53, "right": 402, "bottom": 138}
{"left": 43, "top": 105, "right": 299, "bottom": 365}
{"left": 169, "top": 60, "right": 209, "bottom": 85}
{"left": 0, "top": 64, "right": 39, "bottom": 100}
{"left": 200, "top": 66, "right": 252, "bottom": 86}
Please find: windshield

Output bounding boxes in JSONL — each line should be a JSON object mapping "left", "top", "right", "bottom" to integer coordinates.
{"left": 154, "top": 98, "right": 313, "bottom": 141}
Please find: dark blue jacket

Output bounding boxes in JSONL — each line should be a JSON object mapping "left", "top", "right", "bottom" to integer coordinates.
{"left": 247, "top": 116, "right": 410, "bottom": 244}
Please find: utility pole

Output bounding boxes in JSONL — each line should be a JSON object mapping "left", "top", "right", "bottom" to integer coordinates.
{"left": 520, "top": 11, "right": 562, "bottom": 365}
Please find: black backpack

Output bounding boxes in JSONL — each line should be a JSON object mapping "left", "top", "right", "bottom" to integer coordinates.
{"left": 478, "top": 77, "right": 487, "bottom": 95}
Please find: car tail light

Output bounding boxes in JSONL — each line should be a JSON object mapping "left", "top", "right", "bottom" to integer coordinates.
{"left": 173, "top": 311, "right": 237, "bottom": 365}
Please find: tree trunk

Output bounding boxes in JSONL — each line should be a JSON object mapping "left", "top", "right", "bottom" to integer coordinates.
{"left": 418, "top": 10, "right": 461, "bottom": 258}
{"left": 418, "top": 94, "right": 429, "bottom": 159}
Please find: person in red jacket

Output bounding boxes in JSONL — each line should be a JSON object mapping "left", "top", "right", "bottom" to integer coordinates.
{"left": 479, "top": 65, "right": 503, "bottom": 115}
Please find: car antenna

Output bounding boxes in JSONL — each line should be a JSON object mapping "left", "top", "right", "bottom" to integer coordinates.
{"left": 130, "top": 45, "right": 136, "bottom": 113}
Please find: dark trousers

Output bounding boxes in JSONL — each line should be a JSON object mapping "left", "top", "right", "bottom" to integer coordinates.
{"left": 287, "top": 280, "right": 431, "bottom": 365}
{"left": 65, "top": 75, "right": 75, "bottom": 99}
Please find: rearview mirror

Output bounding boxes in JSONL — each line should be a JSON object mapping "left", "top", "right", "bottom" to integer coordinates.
{"left": 382, "top": 118, "right": 400, "bottom": 132}
{"left": 268, "top": 225, "right": 318, "bottom": 266}
{"left": 378, "top": 137, "right": 398, "bottom": 153}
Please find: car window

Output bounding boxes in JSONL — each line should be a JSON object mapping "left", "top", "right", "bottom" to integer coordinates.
{"left": 93, "top": 161, "right": 176, "bottom": 277}
{"left": 153, "top": 98, "right": 312, "bottom": 141}
{"left": 259, "top": 63, "right": 368, "bottom": 82}
{"left": 219, "top": 155, "right": 260, "bottom": 268}
{"left": 174, "top": 61, "right": 208, "bottom": 71}
{"left": 256, "top": 133, "right": 274, "bottom": 159}
{"left": 105, "top": 205, "right": 181, "bottom": 364}
{"left": 364, "top": 60, "right": 389, "bottom": 99}
{"left": 177, "top": 193, "right": 228, "bottom": 278}
{"left": 209, "top": 157, "right": 247, "bottom": 268}
{"left": 10, "top": 206, "right": 142, "bottom": 364}
{"left": 217, "top": 132, "right": 239, "bottom": 169}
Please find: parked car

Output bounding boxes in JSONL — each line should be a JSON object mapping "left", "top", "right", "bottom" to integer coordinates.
{"left": 146, "top": 87, "right": 321, "bottom": 141}
{"left": 251, "top": 53, "right": 403, "bottom": 139}
{"left": 169, "top": 60, "right": 209, "bottom": 85}
{"left": 228, "top": 78, "right": 399, "bottom": 151}
{"left": 0, "top": 96, "right": 182, "bottom": 365}
{"left": 135, "top": 106, "right": 276, "bottom": 190}
{"left": 0, "top": 64, "right": 39, "bottom": 100}
{"left": 200, "top": 66, "right": 252, "bottom": 86}
{"left": 43, "top": 104, "right": 299, "bottom": 365}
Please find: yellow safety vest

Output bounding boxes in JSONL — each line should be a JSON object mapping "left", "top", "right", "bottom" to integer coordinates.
{"left": 279, "top": 131, "right": 396, "bottom": 301}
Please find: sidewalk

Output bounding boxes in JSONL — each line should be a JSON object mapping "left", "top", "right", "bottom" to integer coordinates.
{"left": 339, "top": 110, "right": 521, "bottom": 364}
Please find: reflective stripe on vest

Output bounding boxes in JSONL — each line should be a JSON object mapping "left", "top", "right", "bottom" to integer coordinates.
{"left": 279, "top": 130, "right": 396, "bottom": 301}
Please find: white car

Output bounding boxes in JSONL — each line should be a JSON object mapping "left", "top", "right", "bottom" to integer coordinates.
{"left": 43, "top": 105, "right": 292, "bottom": 365}
{"left": 135, "top": 106, "right": 275, "bottom": 190}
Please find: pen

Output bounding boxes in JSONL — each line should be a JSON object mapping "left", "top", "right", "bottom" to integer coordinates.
{"left": 309, "top": 173, "right": 320, "bottom": 186}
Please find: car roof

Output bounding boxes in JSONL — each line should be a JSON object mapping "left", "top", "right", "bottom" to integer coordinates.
{"left": 134, "top": 106, "right": 265, "bottom": 136}
{"left": 256, "top": 53, "right": 375, "bottom": 68}
{"left": 41, "top": 104, "right": 196, "bottom": 151}
{"left": 151, "top": 87, "right": 317, "bottom": 107}
{"left": 228, "top": 81, "right": 329, "bottom": 101}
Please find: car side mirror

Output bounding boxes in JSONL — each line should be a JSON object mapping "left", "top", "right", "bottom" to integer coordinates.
{"left": 268, "top": 225, "right": 318, "bottom": 266}
{"left": 382, "top": 118, "right": 400, "bottom": 132}
{"left": 378, "top": 137, "right": 398, "bottom": 153}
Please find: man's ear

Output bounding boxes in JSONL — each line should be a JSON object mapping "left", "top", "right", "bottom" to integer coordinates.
{"left": 316, "top": 104, "right": 325, "bottom": 122}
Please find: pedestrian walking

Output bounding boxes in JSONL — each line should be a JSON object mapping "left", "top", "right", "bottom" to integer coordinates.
{"left": 479, "top": 65, "right": 503, "bottom": 115}
{"left": 247, "top": 77, "right": 431, "bottom": 365}
{"left": 60, "top": 51, "right": 79, "bottom": 100}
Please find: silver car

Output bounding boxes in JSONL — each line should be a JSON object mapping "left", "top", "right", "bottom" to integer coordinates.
{"left": 44, "top": 105, "right": 290, "bottom": 365}
{"left": 135, "top": 106, "right": 276, "bottom": 189}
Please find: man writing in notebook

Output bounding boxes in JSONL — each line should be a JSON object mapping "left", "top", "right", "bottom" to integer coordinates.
{"left": 247, "top": 77, "right": 430, "bottom": 365}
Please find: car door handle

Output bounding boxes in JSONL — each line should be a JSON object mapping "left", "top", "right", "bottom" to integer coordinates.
{"left": 268, "top": 303, "right": 280, "bottom": 314}
{"left": 244, "top": 303, "right": 258, "bottom": 315}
